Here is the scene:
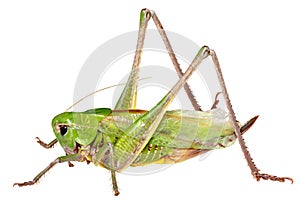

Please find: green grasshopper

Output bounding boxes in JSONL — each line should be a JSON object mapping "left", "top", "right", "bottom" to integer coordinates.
{"left": 14, "top": 8, "right": 293, "bottom": 196}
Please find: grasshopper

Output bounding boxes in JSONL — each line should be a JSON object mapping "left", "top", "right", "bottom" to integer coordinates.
{"left": 14, "top": 8, "right": 293, "bottom": 196}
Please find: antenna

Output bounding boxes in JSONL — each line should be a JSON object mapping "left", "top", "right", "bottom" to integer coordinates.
{"left": 65, "top": 77, "right": 151, "bottom": 112}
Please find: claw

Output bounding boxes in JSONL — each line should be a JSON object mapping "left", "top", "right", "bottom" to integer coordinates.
{"left": 254, "top": 172, "right": 294, "bottom": 184}
{"left": 13, "top": 181, "right": 36, "bottom": 187}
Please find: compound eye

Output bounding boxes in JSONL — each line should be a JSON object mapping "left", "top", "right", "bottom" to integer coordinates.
{"left": 59, "top": 125, "right": 68, "bottom": 136}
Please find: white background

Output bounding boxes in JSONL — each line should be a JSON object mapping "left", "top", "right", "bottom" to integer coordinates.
{"left": 1, "top": 0, "right": 300, "bottom": 201}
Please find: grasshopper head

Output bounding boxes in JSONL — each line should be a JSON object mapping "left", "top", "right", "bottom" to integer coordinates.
{"left": 51, "top": 108, "right": 111, "bottom": 154}
{"left": 51, "top": 112, "right": 80, "bottom": 154}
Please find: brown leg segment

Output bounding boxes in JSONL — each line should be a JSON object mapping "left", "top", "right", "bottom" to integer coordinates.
{"left": 209, "top": 49, "right": 293, "bottom": 184}
{"left": 151, "top": 11, "right": 202, "bottom": 111}
{"left": 13, "top": 154, "right": 84, "bottom": 187}
{"left": 35, "top": 137, "right": 57, "bottom": 149}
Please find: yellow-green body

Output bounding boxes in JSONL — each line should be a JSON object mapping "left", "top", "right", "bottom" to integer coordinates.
{"left": 52, "top": 108, "right": 237, "bottom": 171}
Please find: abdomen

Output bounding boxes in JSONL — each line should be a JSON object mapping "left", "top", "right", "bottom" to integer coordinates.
{"left": 99, "top": 108, "right": 237, "bottom": 166}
